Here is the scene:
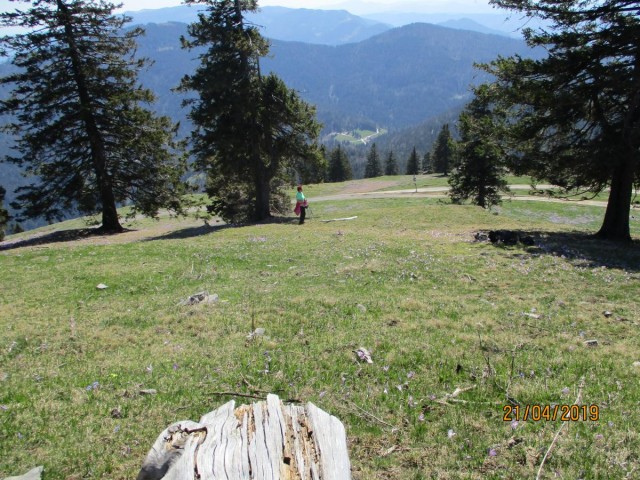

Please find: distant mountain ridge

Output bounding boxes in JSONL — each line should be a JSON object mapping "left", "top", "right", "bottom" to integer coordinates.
{"left": 1, "top": 9, "right": 542, "bottom": 230}
{"left": 263, "top": 22, "right": 537, "bottom": 129}
{"left": 131, "top": 20, "right": 538, "bottom": 132}
{"left": 127, "top": 5, "right": 392, "bottom": 45}
{"left": 362, "top": 11, "right": 549, "bottom": 38}
{"left": 437, "top": 18, "right": 513, "bottom": 37}
{"left": 125, "top": 5, "right": 525, "bottom": 42}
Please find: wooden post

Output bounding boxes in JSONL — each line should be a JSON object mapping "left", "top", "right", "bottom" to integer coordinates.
{"left": 137, "top": 394, "right": 351, "bottom": 480}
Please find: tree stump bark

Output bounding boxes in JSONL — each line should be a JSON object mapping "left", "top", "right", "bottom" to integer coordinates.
{"left": 137, "top": 394, "right": 351, "bottom": 480}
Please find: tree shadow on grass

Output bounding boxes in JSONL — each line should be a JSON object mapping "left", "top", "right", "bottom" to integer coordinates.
{"left": 144, "top": 223, "right": 230, "bottom": 241}
{"left": 480, "top": 229, "right": 640, "bottom": 272}
{"left": 0, "top": 216, "right": 307, "bottom": 249}
{"left": 0, "top": 227, "right": 128, "bottom": 251}
{"left": 144, "top": 216, "right": 302, "bottom": 242}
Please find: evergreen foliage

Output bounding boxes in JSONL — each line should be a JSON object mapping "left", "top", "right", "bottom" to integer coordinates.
{"left": 364, "top": 143, "right": 382, "bottom": 178}
{"left": 327, "top": 145, "right": 353, "bottom": 182}
{"left": 296, "top": 144, "right": 328, "bottom": 186}
{"left": 0, "top": 0, "right": 185, "bottom": 232}
{"left": 448, "top": 87, "right": 510, "bottom": 209}
{"left": 178, "top": 0, "right": 323, "bottom": 223}
{"left": 431, "top": 124, "right": 454, "bottom": 175}
{"left": 422, "top": 152, "right": 432, "bottom": 173}
{"left": 384, "top": 151, "right": 399, "bottom": 176}
{"left": 482, "top": 0, "right": 640, "bottom": 241}
{"left": 0, "top": 185, "right": 8, "bottom": 241}
{"left": 405, "top": 147, "right": 420, "bottom": 175}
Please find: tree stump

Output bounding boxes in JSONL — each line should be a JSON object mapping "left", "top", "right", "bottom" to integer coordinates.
{"left": 137, "top": 394, "right": 351, "bottom": 480}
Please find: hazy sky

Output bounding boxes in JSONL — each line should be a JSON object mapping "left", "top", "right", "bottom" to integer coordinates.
{"left": 122, "top": 0, "right": 496, "bottom": 14}
{"left": 0, "top": 0, "right": 496, "bottom": 15}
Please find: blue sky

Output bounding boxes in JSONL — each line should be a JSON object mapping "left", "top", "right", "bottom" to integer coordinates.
{"left": 1, "top": 0, "right": 496, "bottom": 15}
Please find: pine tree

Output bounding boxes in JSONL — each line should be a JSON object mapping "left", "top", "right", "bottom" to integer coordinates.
{"left": 296, "top": 144, "right": 328, "bottom": 185}
{"left": 0, "top": 0, "right": 185, "bottom": 232}
{"left": 432, "top": 124, "right": 454, "bottom": 175}
{"left": 364, "top": 143, "right": 382, "bottom": 178}
{"left": 422, "top": 152, "right": 432, "bottom": 174}
{"left": 384, "top": 151, "right": 399, "bottom": 176}
{"left": 405, "top": 147, "right": 420, "bottom": 175}
{"left": 328, "top": 145, "right": 353, "bottom": 182}
{"left": 178, "top": 0, "right": 322, "bottom": 223}
{"left": 0, "top": 185, "right": 8, "bottom": 242}
{"left": 448, "top": 86, "right": 510, "bottom": 209}
{"left": 484, "top": 0, "right": 640, "bottom": 241}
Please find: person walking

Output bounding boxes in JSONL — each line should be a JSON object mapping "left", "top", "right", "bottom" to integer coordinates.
{"left": 294, "top": 185, "right": 308, "bottom": 224}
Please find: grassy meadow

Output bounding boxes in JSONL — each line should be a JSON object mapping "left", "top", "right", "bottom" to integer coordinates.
{"left": 1, "top": 180, "right": 639, "bottom": 479}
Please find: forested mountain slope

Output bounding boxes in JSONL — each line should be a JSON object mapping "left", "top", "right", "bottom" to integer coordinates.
{"left": 0, "top": 18, "right": 540, "bottom": 230}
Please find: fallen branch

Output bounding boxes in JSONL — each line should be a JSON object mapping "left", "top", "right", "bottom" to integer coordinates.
{"left": 346, "top": 400, "right": 397, "bottom": 430}
{"left": 380, "top": 445, "right": 399, "bottom": 457}
{"left": 320, "top": 216, "right": 358, "bottom": 223}
{"left": 209, "top": 391, "right": 266, "bottom": 400}
{"left": 536, "top": 377, "right": 585, "bottom": 480}
{"left": 435, "top": 397, "right": 503, "bottom": 406}
{"left": 433, "top": 384, "right": 477, "bottom": 406}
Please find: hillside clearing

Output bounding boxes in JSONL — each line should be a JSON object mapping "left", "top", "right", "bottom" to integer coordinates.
{"left": 1, "top": 180, "right": 639, "bottom": 479}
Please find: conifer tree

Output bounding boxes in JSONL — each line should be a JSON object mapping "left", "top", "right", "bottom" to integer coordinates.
{"left": 432, "top": 124, "right": 454, "bottom": 175}
{"left": 0, "top": 185, "right": 8, "bottom": 242}
{"left": 296, "top": 144, "right": 328, "bottom": 185}
{"left": 449, "top": 86, "right": 510, "bottom": 209}
{"left": 0, "top": 0, "right": 185, "bottom": 232}
{"left": 364, "top": 143, "right": 382, "bottom": 178}
{"left": 422, "top": 152, "right": 432, "bottom": 174}
{"left": 178, "top": 0, "right": 322, "bottom": 222}
{"left": 483, "top": 0, "right": 640, "bottom": 241}
{"left": 384, "top": 151, "right": 399, "bottom": 176}
{"left": 328, "top": 145, "right": 352, "bottom": 182}
{"left": 405, "top": 147, "right": 420, "bottom": 175}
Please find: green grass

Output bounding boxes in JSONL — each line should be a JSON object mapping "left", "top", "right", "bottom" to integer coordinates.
{"left": 1, "top": 194, "right": 639, "bottom": 479}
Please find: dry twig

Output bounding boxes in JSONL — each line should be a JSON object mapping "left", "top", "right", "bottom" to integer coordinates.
{"left": 535, "top": 377, "right": 586, "bottom": 480}
{"left": 434, "top": 385, "right": 477, "bottom": 406}
{"left": 346, "top": 399, "right": 397, "bottom": 430}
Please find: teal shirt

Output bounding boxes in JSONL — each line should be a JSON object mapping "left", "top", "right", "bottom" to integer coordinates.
{"left": 296, "top": 191, "right": 306, "bottom": 202}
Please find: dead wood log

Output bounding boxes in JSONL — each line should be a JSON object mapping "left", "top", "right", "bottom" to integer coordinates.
{"left": 2, "top": 467, "right": 43, "bottom": 480}
{"left": 137, "top": 394, "right": 351, "bottom": 480}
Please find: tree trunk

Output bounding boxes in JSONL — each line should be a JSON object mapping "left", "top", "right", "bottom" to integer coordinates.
{"left": 98, "top": 178, "right": 122, "bottom": 233}
{"left": 596, "top": 152, "right": 634, "bottom": 242}
{"left": 58, "top": 0, "right": 123, "bottom": 233}
{"left": 254, "top": 169, "right": 271, "bottom": 221}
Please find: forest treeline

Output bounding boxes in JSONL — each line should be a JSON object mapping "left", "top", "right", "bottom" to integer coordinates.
{"left": 1, "top": 0, "right": 638, "bottom": 241}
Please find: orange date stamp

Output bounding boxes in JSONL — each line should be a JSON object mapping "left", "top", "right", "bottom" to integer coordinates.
{"left": 503, "top": 404, "right": 599, "bottom": 422}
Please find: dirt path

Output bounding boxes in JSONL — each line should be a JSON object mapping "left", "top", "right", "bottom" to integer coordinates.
{"left": 1, "top": 182, "right": 619, "bottom": 251}
{"left": 312, "top": 184, "right": 610, "bottom": 207}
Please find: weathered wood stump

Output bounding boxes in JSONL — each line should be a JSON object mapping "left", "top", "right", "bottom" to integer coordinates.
{"left": 137, "top": 394, "right": 351, "bottom": 480}
{"left": 2, "top": 467, "right": 43, "bottom": 480}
